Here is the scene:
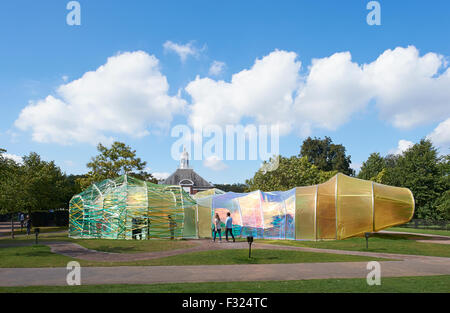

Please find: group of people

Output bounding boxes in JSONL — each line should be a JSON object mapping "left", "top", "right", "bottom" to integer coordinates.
{"left": 19, "top": 213, "right": 32, "bottom": 235}
{"left": 213, "top": 212, "right": 235, "bottom": 243}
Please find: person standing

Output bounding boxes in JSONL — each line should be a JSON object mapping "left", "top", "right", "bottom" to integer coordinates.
{"left": 168, "top": 215, "right": 176, "bottom": 240}
{"left": 25, "top": 215, "right": 32, "bottom": 237}
{"left": 225, "top": 212, "right": 235, "bottom": 242}
{"left": 213, "top": 213, "right": 222, "bottom": 242}
{"left": 19, "top": 213, "right": 25, "bottom": 231}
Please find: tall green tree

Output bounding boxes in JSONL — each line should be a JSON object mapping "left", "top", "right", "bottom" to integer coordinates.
{"left": 300, "top": 136, "right": 354, "bottom": 176}
{"left": 0, "top": 150, "right": 73, "bottom": 237}
{"left": 78, "top": 141, "right": 156, "bottom": 189}
{"left": 358, "top": 152, "right": 386, "bottom": 180}
{"left": 382, "top": 140, "right": 448, "bottom": 220}
{"left": 246, "top": 155, "right": 337, "bottom": 192}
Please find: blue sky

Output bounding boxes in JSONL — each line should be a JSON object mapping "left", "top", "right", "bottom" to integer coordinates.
{"left": 0, "top": 0, "right": 449, "bottom": 184}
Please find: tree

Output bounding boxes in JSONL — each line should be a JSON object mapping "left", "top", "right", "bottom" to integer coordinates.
{"left": 383, "top": 140, "right": 448, "bottom": 220}
{"left": 246, "top": 155, "right": 337, "bottom": 192}
{"left": 0, "top": 149, "right": 24, "bottom": 238}
{"left": 358, "top": 152, "right": 386, "bottom": 180}
{"left": 300, "top": 136, "right": 355, "bottom": 176}
{"left": 214, "top": 183, "right": 248, "bottom": 193}
{"left": 78, "top": 142, "right": 156, "bottom": 190}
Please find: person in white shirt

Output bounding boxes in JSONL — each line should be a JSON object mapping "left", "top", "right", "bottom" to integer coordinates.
{"left": 213, "top": 213, "right": 222, "bottom": 242}
{"left": 225, "top": 212, "right": 235, "bottom": 242}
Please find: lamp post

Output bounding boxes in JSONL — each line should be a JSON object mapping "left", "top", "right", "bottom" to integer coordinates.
{"left": 35, "top": 228, "right": 40, "bottom": 245}
{"left": 247, "top": 236, "right": 254, "bottom": 258}
{"left": 365, "top": 232, "right": 370, "bottom": 249}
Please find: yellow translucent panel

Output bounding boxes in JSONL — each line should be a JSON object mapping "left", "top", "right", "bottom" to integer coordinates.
{"left": 316, "top": 176, "right": 336, "bottom": 239}
{"left": 373, "top": 183, "right": 414, "bottom": 231}
{"left": 196, "top": 197, "right": 213, "bottom": 238}
{"left": 295, "top": 186, "right": 317, "bottom": 240}
{"left": 336, "top": 174, "right": 373, "bottom": 239}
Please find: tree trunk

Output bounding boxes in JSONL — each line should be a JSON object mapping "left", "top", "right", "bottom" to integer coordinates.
{"left": 11, "top": 215, "right": 15, "bottom": 239}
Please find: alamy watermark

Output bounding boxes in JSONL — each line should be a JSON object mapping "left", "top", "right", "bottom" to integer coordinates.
{"left": 367, "top": 1, "right": 381, "bottom": 26}
{"left": 66, "top": 1, "right": 81, "bottom": 26}
{"left": 66, "top": 261, "right": 81, "bottom": 285}
{"left": 366, "top": 261, "right": 381, "bottom": 286}
{"left": 171, "top": 124, "right": 280, "bottom": 172}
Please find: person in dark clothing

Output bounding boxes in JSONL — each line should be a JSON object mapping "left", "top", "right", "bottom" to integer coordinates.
{"left": 225, "top": 212, "right": 235, "bottom": 242}
{"left": 168, "top": 215, "right": 177, "bottom": 240}
{"left": 25, "top": 215, "right": 32, "bottom": 236}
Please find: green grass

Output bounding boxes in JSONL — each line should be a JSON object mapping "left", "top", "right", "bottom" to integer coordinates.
{"left": 261, "top": 233, "right": 450, "bottom": 258}
{"left": 74, "top": 239, "right": 196, "bottom": 254}
{"left": 0, "top": 245, "right": 391, "bottom": 268}
{"left": 1, "top": 275, "right": 449, "bottom": 293}
{"left": 387, "top": 227, "right": 450, "bottom": 237}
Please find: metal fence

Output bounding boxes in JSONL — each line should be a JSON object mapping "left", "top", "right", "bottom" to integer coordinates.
{"left": 394, "top": 219, "right": 450, "bottom": 231}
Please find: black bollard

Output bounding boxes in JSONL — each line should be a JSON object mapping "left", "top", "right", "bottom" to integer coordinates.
{"left": 365, "top": 232, "right": 370, "bottom": 249}
{"left": 247, "top": 236, "right": 254, "bottom": 258}
{"left": 35, "top": 228, "right": 40, "bottom": 245}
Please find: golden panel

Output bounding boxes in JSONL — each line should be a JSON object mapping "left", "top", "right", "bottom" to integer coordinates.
{"left": 295, "top": 186, "right": 317, "bottom": 240}
{"left": 316, "top": 175, "right": 337, "bottom": 239}
{"left": 336, "top": 174, "right": 373, "bottom": 239}
{"left": 373, "top": 183, "right": 414, "bottom": 231}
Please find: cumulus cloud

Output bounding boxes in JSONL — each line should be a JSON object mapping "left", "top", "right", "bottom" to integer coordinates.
{"left": 15, "top": 51, "right": 186, "bottom": 145}
{"left": 152, "top": 172, "right": 171, "bottom": 180}
{"left": 163, "top": 41, "right": 204, "bottom": 62}
{"left": 186, "top": 50, "right": 301, "bottom": 135}
{"left": 390, "top": 139, "right": 414, "bottom": 155}
{"left": 209, "top": 61, "right": 226, "bottom": 76}
{"left": 186, "top": 46, "right": 450, "bottom": 137}
{"left": 203, "top": 156, "right": 228, "bottom": 171}
{"left": 427, "top": 118, "right": 450, "bottom": 153}
{"left": 4, "top": 153, "right": 23, "bottom": 164}
{"left": 363, "top": 46, "right": 450, "bottom": 129}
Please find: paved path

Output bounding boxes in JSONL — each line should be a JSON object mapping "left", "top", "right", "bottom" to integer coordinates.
{"left": 380, "top": 230, "right": 450, "bottom": 245}
{"left": 1, "top": 257, "right": 449, "bottom": 287}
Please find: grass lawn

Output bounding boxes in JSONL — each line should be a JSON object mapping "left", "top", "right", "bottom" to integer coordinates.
{"left": 1, "top": 275, "right": 448, "bottom": 293}
{"left": 0, "top": 231, "right": 195, "bottom": 254}
{"left": 73, "top": 238, "right": 196, "bottom": 254}
{"left": 261, "top": 233, "right": 450, "bottom": 258}
{"left": 387, "top": 227, "right": 450, "bottom": 237}
{"left": 0, "top": 245, "right": 391, "bottom": 268}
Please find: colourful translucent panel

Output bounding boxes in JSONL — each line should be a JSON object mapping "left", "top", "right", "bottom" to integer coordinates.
{"left": 69, "top": 175, "right": 196, "bottom": 240}
{"left": 70, "top": 173, "right": 414, "bottom": 241}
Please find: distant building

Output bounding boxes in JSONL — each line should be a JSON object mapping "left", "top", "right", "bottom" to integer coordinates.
{"left": 162, "top": 148, "right": 213, "bottom": 195}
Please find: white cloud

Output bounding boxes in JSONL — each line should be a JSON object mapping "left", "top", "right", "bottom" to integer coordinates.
{"left": 427, "top": 118, "right": 450, "bottom": 153}
{"left": 293, "top": 51, "right": 371, "bottom": 134}
{"left": 4, "top": 153, "right": 23, "bottom": 164}
{"left": 209, "top": 61, "right": 226, "bottom": 76}
{"left": 390, "top": 139, "right": 414, "bottom": 155}
{"left": 186, "top": 50, "right": 301, "bottom": 135}
{"left": 203, "top": 156, "right": 228, "bottom": 171}
{"left": 363, "top": 46, "right": 450, "bottom": 129}
{"left": 163, "top": 41, "right": 204, "bottom": 62}
{"left": 15, "top": 51, "right": 186, "bottom": 145}
{"left": 152, "top": 172, "right": 171, "bottom": 180}
{"left": 62, "top": 75, "right": 69, "bottom": 82}
{"left": 186, "top": 46, "right": 450, "bottom": 137}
